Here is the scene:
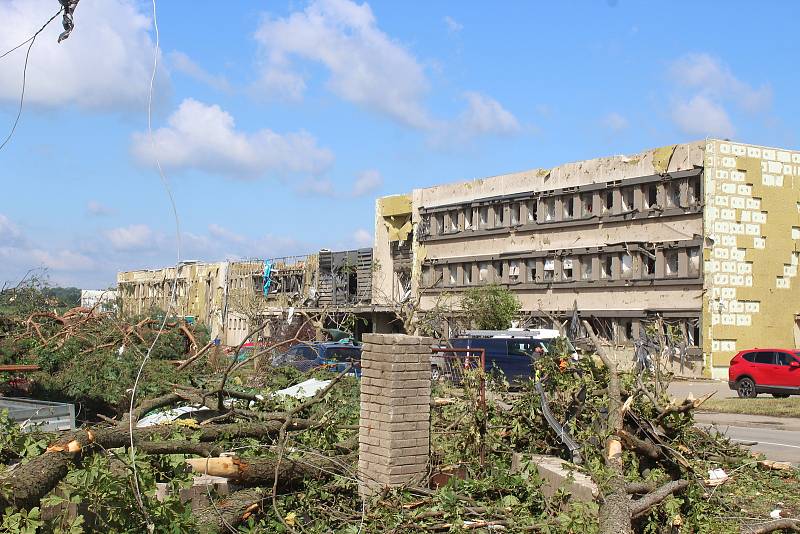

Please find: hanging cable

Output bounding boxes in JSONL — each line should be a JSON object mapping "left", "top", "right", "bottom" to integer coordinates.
{"left": 126, "top": 0, "right": 183, "bottom": 528}
{"left": 0, "top": 9, "right": 63, "bottom": 153}
{"left": 0, "top": 9, "right": 61, "bottom": 61}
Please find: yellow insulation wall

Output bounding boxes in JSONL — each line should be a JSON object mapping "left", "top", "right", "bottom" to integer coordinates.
{"left": 703, "top": 139, "right": 800, "bottom": 378}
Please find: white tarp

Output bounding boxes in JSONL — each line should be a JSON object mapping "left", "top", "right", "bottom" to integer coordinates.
{"left": 136, "top": 406, "right": 208, "bottom": 428}
{"left": 273, "top": 378, "right": 331, "bottom": 399}
{"left": 136, "top": 379, "right": 331, "bottom": 428}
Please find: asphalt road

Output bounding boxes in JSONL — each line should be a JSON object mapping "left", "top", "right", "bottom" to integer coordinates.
{"left": 668, "top": 379, "right": 737, "bottom": 399}
{"left": 695, "top": 413, "right": 800, "bottom": 464}
{"left": 667, "top": 380, "right": 800, "bottom": 464}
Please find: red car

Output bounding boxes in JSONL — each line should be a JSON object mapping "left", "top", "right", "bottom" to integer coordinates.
{"left": 728, "top": 348, "right": 800, "bottom": 398}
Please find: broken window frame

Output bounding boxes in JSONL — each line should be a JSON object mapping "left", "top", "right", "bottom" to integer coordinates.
{"left": 562, "top": 257, "right": 574, "bottom": 281}
{"left": 621, "top": 187, "right": 634, "bottom": 212}
{"left": 665, "top": 249, "right": 679, "bottom": 277}
{"left": 463, "top": 263, "right": 473, "bottom": 285}
{"left": 478, "top": 262, "right": 490, "bottom": 283}
{"left": 604, "top": 189, "right": 614, "bottom": 214}
{"left": 448, "top": 210, "right": 459, "bottom": 233}
{"left": 508, "top": 260, "right": 521, "bottom": 283}
{"left": 621, "top": 253, "right": 633, "bottom": 279}
{"left": 436, "top": 213, "right": 446, "bottom": 235}
{"left": 641, "top": 247, "right": 657, "bottom": 278}
{"left": 563, "top": 196, "right": 575, "bottom": 219}
{"left": 526, "top": 199, "right": 537, "bottom": 223}
{"left": 581, "top": 256, "right": 593, "bottom": 280}
{"left": 544, "top": 198, "right": 556, "bottom": 222}
{"left": 665, "top": 181, "right": 680, "bottom": 208}
{"left": 479, "top": 206, "right": 490, "bottom": 229}
{"left": 688, "top": 176, "right": 701, "bottom": 205}
{"left": 687, "top": 247, "right": 701, "bottom": 277}
{"left": 581, "top": 192, "right": 593, "bottom": 217}
{"left": 510, "top": 202, "right": 520, "bottom": 226}
{"left": 600, "top": 254, "right": 613, "bottom": 280}
{"left": 644, "top": 183, "right": 659, "bottom": 210}
{"left": 542, "top": 257, "right": 555, "bottom": 281}
{"left": 526, "top": 259, "right": 536, "bottom": 283}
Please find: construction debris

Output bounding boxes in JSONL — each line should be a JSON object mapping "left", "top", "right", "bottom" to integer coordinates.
{"left": 0, "top": 305, "right": 798, "bottom": 533}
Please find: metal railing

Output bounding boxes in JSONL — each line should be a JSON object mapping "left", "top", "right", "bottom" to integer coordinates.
{"left": 431, "top": 347, "right": 486, "bottom": 467}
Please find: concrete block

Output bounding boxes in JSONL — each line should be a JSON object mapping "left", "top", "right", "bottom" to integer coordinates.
{"left": 511, "top": 453, "right": 598, "bottom": 502}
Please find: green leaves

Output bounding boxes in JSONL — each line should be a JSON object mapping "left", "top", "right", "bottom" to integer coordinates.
{"left": 1, "top": 507, "right": 43, "bottom": 534}
{"left": 460, "top": 284, "right": 521, "bottom": 330}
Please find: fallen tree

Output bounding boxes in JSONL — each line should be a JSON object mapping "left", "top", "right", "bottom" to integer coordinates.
{"left": 0, "top": 419, "right": 313, "bottom": 511}
{"left": 2, "top": 302, "right": 798, "bottom": 533}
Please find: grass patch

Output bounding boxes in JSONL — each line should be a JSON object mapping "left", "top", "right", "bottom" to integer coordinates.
{"left": 700, "top": 397, "right": 800, "bottom": 417}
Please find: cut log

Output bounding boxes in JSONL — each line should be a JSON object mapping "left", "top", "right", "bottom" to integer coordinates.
{"left": 0, "top": 419, "right": 310, "bottom": 511}
{"left": 191, "top": 453, "right": 355, "bottom": 533}
{"left": 186, "top": 452, "right": 356, "bottom": 487}
{"left": 194, "top": 488, "right": 265, "bottom": 534}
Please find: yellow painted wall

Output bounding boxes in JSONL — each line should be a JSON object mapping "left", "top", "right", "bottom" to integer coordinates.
{"left": 703, "top": 140, "right": 800, "bottom": 378}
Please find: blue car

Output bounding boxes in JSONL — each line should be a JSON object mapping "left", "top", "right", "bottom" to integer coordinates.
{"left": 272, "top": 342, "right": 361, "bottom": 376}
{"left": 436, "top": 329, "right": 577, "bottom": 383}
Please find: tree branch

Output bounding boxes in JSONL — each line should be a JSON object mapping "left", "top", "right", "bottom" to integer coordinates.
{"left": 630, "top": 479, "right": 689, "bottom": 518}
{"left": 740, "top": 519, "right": 800, "bottom": 534}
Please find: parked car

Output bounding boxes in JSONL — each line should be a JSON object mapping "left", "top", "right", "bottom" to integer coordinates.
{"left": 432, "top": 329, "right": 577, "bottom": 383}
{"left": 728, "top": 348, "right": 800, "bottom": 398}
{"left": 271, "top": 342, "right": 361, "bottom": 376}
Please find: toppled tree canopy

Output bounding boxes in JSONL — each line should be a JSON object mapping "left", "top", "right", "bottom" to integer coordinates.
{"left": 0, "top": 303, "right": 798, "bottom": 533}
{"left": 1, "top": 305, "right": 209, "bottom": 418}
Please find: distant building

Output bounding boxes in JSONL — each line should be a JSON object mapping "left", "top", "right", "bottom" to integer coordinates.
{"left": 373, "top": 139, "right": 800, "bottom": 378}
{"left": 80, "top": 289, "right": 118, "bottom": 312}
{"left": 116, "top": 248, "right": 389, "bottom": 346}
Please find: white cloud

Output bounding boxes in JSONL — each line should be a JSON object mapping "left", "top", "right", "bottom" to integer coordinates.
{"left": 0, "top": 213, "right": 95, "bottom": 284}
{"left": 0, "top": 214, "right": 24, "bottom": 246}
{"left": 669, "top": 53, "right": 772, "bottom": 112}
{"left": 667, "top": 53, "right": 770, "bottom": 137}
{"left": 0, "top": 0, "right": 167, "bottom": 110}
{"left": 352, "top": 228, "right": 373, "bottom": 247}
{"left": 169, "top": 51, "right": 231, "bottom": 93}
{"left": 105, "top": 224, "right": 154, "bottom": 251}
{"left": 459, "top": 92, "right": 520, "bottom": 136}
{"left": 671, "top": 95, "right": 735, "bottom": 138}
{"left": 254, "top": 0, "right": 432, "bottom": 128}
{"left": 131, "top": 98, "right": 334, "bottom": 178}
{"left": 444, "top": 16, "right": 463, "bottom": 33}
{"left": 602, "top": 112, "right": 629, "bottom": 132}
{"left": 352, "top": 169, "right": 383, "bottom": 197}
{"left": 208, "top": 223, "right": 245, "bottom": 244}
{"left": 86, "top": 201, "right": 113, "bottom": 216}
{"left": 26, "top": 249, "right": 95, "bottom": 271}
{"left": 431, "top": 92, "right": 521, "bottom": 147}
{"left": 296, "top": 177, "right": 336, "bottom": 197}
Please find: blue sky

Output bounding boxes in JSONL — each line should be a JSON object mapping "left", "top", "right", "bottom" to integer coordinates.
{"left": 0, "top": 0, "right": 796, "bottom": 289}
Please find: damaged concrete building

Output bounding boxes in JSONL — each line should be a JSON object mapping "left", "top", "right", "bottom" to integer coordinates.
{"left": 372, "top": 140, "right": 800, "bottom": 378}
{"left": 117, "top": 247, "right": 383, "bottom": 346}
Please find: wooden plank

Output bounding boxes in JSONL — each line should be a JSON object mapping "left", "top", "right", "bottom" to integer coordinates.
{"left": 0, "top": 364, "right": 41, "bottom": 372}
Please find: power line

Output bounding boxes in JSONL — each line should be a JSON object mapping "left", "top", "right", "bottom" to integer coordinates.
{"left": 0, "top": 9, "right": 62, "bottom": 153}
{"left": 0, "top": 9, "right": 61, "bottom": 61}
{"left": 127, "top": 0, "right": 183, "bottom": 528}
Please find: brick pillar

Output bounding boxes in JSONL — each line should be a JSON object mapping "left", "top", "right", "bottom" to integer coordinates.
{"left": 358, "top": 334, "right": 432, "bottom": 497}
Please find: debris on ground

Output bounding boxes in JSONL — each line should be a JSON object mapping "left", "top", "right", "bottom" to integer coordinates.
{"left": 0, "top": 307, "right": 798, "bottom": 533}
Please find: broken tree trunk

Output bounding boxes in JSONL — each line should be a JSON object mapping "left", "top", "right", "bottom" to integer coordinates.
{"left": 191, "top": 453, "right": 355, "bottom": 533}
{"left": 186, "top": 452, "right": 356, "bottom": 487}
{"left": 741, "top": 519, "right": 800, "bottom": 534}
{"left": 194, "top": 488, "right": 265, "bottom": 534}
{"left": 582, "top": 320, "right": 690, "bottom": 532}
{"left": 0, "top": 419, "right": 311, "bottom": 511}
{"left": 583, "top": 320, "right": 633, "bottom": 534}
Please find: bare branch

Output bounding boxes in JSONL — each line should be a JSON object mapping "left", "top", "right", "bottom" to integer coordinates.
{"left": 630, "top": 479, "right": 689, "bottom": 518}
